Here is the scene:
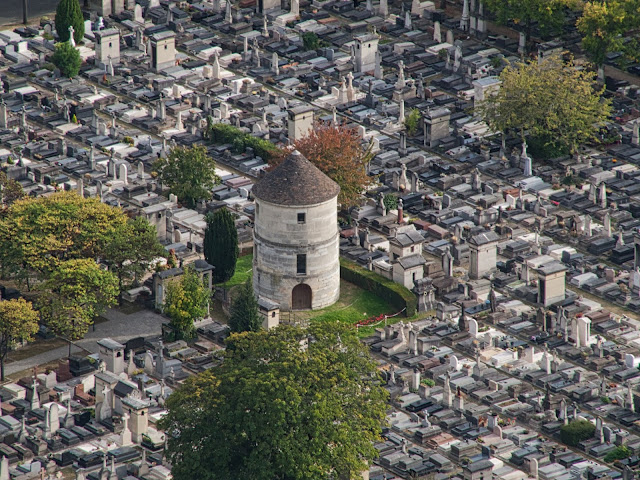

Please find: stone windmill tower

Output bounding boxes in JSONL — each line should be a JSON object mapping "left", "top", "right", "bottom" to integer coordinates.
{"left": 252, "top": 151, "right": 340, "bottom": 311}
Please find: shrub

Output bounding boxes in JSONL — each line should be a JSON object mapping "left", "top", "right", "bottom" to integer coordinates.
{"left": 302, "top": 32, "right": 320, "bottom": 50}
{"left": 404, "top": 109, "right": 421, "bottom": 136}
{"left": 340, "top": 258, "right": 416, "bottom": 317}
{"left": 604, "top": 445, "right": 631, "bottom": 463}
{"left": 51, "top": 42, "right": 81, "bottom": 78}
{"left": 560, "top": 420, "right": 595, "bottom": 447}
{"left": 207, "top": 123, "right": 280, "bottom": 160}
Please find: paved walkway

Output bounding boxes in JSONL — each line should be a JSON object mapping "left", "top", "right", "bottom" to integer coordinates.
{"left": 4, "top": 308, "right": 166, "bottom": 377}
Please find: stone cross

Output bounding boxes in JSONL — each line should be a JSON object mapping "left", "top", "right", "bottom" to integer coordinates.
{"left": 68, "top": 26, "right": 75, "bottom": 47}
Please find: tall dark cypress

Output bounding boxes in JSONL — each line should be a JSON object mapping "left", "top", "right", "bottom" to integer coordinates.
{"left": 204, "top": 208, "right": 239, "bottom": 284}
{"left": 229, "top": 279, "right": 261, "bottom": 332}
{"left": 55, "top": 0, "right": 85, "bottom": 44}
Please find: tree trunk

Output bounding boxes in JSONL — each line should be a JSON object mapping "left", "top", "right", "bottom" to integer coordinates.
{"left": 0, "top": 342, "right": 7, "bottom": 382}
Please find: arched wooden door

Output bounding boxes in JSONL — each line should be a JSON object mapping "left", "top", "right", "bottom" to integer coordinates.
{"left": 291, "top": 284, "right": 312, "bottom": 310}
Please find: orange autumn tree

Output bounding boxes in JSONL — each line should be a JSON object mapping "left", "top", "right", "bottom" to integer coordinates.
{"left": 272, "top": 122, "right": 374, "bottom": 206}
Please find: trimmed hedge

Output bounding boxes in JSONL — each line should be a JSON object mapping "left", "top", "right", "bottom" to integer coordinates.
{"left": 206, "top": 122, "right": 281, "bottom": 161}
{"left": 340, "top": 258, "right": 416, "bottom": 317}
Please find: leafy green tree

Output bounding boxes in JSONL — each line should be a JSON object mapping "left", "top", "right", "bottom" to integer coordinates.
{"left": 51, "top": 42, "right": 82, "bottom": 78}
{"left": 483, "top": 0, "right": 576, "bottom": 39}
{"left": 477, "top": 54, "right": 611, "bottom": 155}
{"left": 159, "top": 323, "right": 388, "bottom": 480}
{"left": 560, "top": 419, "right": 595, "bottom": 446}
{"left": 0, "top": 172, "right": 24, "bottom": 211}
{"left": 55, "top": 0, "right": 84, "bottom": 44}
{"left": 153, "top": 145, "right": 220, "bottom": 209}
{"left": 0, "top": 192, "right": 128, "bottom": 287}
{"left": 39, "top": 259, "right": 119, "bottom": 355}
{"left": 229, "top": 279, "right": 261, "bottom": 333}
{"left": 404, "top": 108, "right": 421, "bottom": 136}
{"left": 577, "top": 0, "right": 629, "bottom": 75}
{"left": 204, "top": 209, "right": 238, "bottom": 284}
{"left": 103, "top": 217, "right": 165, "bottom": 294}
{"left": 0, "top": 298, "right": 39, "bottom": 380}
{"left": 164, "top": 267, "right": 210, "bottom": 338}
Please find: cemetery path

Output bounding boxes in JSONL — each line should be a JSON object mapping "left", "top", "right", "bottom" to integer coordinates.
{"left": 4, "top": 308, "right": 166, "bottom": 376}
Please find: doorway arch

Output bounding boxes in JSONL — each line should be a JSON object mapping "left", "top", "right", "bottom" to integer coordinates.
{"left": 291, "top": 284, "right": 312, "bottom": 310}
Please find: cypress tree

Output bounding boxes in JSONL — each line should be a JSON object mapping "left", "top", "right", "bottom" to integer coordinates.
{"left": 55, "top": 0, "right": 85, "bottom": 44}
{"left": 229, "top": 279, "right": 261, "bottom": 333}
{"left": 204, "top": 208, "right": 238, "bottom": 284}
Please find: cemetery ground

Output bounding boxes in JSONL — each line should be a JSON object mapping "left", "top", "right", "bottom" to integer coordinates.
{"left": 284, "top": 280, "right": 426, "bottom": 337}
{"left": 225, "top": 253, "right": 253, "bottom": 289}
{"left": 3, "top": 305, "right": 167, "bottom": 378}
{"left": 223, "top": 255, "right": 424, "bottom": 335}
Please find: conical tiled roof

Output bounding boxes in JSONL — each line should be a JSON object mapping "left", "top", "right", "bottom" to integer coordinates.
{"left": 253, "top": 150, "right": 340, "bottom": 206}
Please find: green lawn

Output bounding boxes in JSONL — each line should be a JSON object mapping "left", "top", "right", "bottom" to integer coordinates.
{"left": 299, "top": 280, "right": 422, "bottom": 337}
{"left": 311, "top": 280, "right": 392, "bottom": 324}
{"left": 225, "top": 253, "right": 253, "bottom": 288}
{"left": 223, "top": 256, "right": 425, "bottom": 336}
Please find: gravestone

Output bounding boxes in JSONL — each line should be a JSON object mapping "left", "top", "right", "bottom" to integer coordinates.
{"left": 119, "top": 413, "right": 132, "bottom": 446}
{"left": 49, "top": 403, "right": 60, "bottom": 435}
{"left": 134, "top": 4, "right": 143, "bottom": 23}
{"left": 143, "top": 352, "right": 154, "bottom": 375}
{"left": 450, "top": 355, "right": 459, "bottom": 371}
{"left": 468, "top": 318, "right": 478, "bottom": 337}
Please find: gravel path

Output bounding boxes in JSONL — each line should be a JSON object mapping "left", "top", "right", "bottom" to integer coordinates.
{"left": 4, "top": 308, "right": 166, "bottom": 377}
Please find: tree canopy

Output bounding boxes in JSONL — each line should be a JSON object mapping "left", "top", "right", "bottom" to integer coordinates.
{"left": 560, "top": 419, "right": 595, "bottom": 446}
{"left": 55, "top": 0, "right": 84, "bottom": 44}
{"left": 228, "top": 279, "right": 261, "bottom": 333}
{"left": 577, "top": 0, "right": 633, "bottom": 68}
{"left": 0, "top": 192, "right": 127, "bottom": 283}
{"left": 483, "top": 0, "right": 577, "bottom": 38}
{"left": 159, "top": 323, "right": 388, "bottom": 480}
{"left": 0, "top": 172, "right": 24, "bottom": 212}
{"left": 164, "top": 267, "right": 210, "bottom": 338}
{"left": 153, "top": 145, "right": 220, "bottom": 209}
{"left": 272, "top": 122, "right": 374, "bottom": 207}
{"left": 0, "top": 298, "right": 39, "bottom": 380}
{"left": 51, "top": 42, "right": 82, "bottom": 78}
{"left": 203, "top": 208, "right": 238, "bottom": 284}
{"left": 476, "top": 54, "right": 611, "bottom": 155}
{"left": 103, "top": 217, "right": 165, "bottom": 293}
{"left": 0, "top": 192, "right": 162, "bottom": 292}
{"left": 39, "top": 259, "right": 119, "bottom": 343}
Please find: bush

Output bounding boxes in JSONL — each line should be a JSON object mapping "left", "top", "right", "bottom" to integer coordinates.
{"left": 51, "top": 42, "right": 81, "bottom": 78}
{"left": 604, "top": 445, "right": 631, "bottom": 463}
{"left": 207, "top": 123, "right": 280, "bottom": 160}
{"left": 560, "top": 420, "right": 595, "bottom": 447}
{"left": 404, "top": 109, "right": 421, "bottom": 136}
{"left": 302, "top": 32, "right": 320, "bottom": 51}
{"left": 340, "top": 258, "right": 416, "bottom": 317}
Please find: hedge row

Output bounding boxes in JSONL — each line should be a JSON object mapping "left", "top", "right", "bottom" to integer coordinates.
{"left": 207, "top": 123, "right": 280, "bottom": 161}
{"left": 340, "top": 258, "right": 417, "bottom": 317}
